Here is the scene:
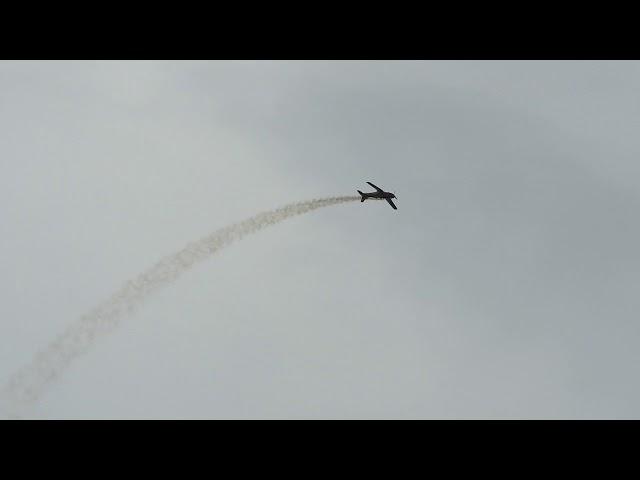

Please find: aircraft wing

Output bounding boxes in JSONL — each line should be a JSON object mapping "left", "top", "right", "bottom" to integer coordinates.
{"left": 386, "top": 198, "right": 398, "bottom": 210}
{"left": 367, "top": 182, "right": 384, "bottom": 192}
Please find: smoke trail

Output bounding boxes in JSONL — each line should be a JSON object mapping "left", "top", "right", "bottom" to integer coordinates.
{"left": 0, "top": 196, "right": 359, "bottom": 418}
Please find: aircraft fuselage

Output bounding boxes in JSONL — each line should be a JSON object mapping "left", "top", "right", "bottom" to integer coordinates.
{"left": 360, "top": 191, "right": 395, "bottom": 200}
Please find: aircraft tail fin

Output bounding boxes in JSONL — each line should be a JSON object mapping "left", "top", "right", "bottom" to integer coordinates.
{"left": 357, "top": 190, "right": 366, "bottom": 202}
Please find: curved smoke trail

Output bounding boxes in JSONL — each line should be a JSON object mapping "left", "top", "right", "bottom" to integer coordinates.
{"left": 1, "top": 196, "right": 359, "bottom": 418}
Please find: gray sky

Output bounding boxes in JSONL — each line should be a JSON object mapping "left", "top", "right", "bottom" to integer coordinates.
{"left": 1, "top": 60, "right": 639, "bottom": 419}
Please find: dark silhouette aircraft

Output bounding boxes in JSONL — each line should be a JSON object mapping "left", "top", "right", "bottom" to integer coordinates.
{"left": 357, "top": 182, "right": 398, "bottom": 210}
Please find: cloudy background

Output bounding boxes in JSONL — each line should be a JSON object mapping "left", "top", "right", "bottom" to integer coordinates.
{"left": 1, "top": 61, "right": 639, "bottom": 418}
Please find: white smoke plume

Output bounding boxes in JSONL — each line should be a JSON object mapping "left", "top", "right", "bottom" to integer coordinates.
{"left": 1, "top": 196, "right": 359, "bottom": 418}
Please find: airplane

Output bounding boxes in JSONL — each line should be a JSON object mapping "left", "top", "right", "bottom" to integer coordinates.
{"left": 357, "top": 182, "right": 398, "bottom": 210}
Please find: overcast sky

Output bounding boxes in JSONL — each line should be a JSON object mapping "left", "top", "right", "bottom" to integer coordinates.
{"left": 1, "top": 60, "right": 640, "bottom": 419}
